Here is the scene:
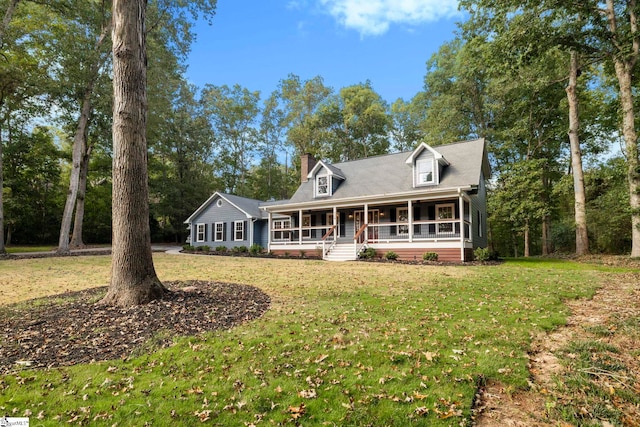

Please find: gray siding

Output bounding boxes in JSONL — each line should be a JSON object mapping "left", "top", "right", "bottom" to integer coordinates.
{"left": 189, "top": 194, "right": 254, "bottom": 249}
{"left": 470, "top": 172, "right": 488, "bottom": 249}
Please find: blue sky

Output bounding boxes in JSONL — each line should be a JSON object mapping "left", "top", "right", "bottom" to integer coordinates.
{"left": 185, "top": 0, "right": 463, "bottom": 104}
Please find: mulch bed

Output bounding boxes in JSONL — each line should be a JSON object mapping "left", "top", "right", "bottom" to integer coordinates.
{"left": 0, "top": 281, "right": 270, "bottom": 375}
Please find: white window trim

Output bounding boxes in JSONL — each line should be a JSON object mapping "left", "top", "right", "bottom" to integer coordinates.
{"left": 436, "top": 203, "right": 455, "bottom": 234}
{"left": 302, "top": 214, "right": 311, "bottom": 238}
{"left": 214, "top": 222, "right": 224, "bottom": 242}
{"left": 478, "top": 211, "right": 483, "bottom": 237}
{"left": 196, "top": 223, "right": 206, "bottom": 242}
{"left": 234, "top": 221, "right": 245, "bottom": 241}
{"left": 315, "top": 174, "right": 330, "bottom": 197}
{"left": 396, "top": 207, "right": 409, "bottom": 235}
{"left": 415, "top": 158, "right": 435, "bottom": 186}
{"left": 273, "top": 218, "right": 291, "bottom": 240}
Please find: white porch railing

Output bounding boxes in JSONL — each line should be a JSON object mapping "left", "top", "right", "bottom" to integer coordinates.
{"left": 270, "top": 219, "right": 471, "bottom": 245}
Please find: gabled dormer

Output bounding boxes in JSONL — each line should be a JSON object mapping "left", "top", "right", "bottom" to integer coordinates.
{"left": 405, "top": 142, "right": 449, "bottom": 187}
{"left": 307, "top": 161, "right": 346, "bottom": 198}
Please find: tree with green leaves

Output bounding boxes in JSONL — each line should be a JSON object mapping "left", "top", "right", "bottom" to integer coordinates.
{"left": 276, "top": 74, "right": 333, "bottom": 157}
{"left": 420, "top": 38, "right": 492, "bottom": 146}
{"left": 460, "top": 0, "right": 640, "bottom": 255}
{"left": 149, "top": 79, "right": 216, "bottom": 242}
{"left": 389, "top": 94, "right": 426, "bottom": 152}
{"left": 318, "top": 82, "right": 391, "bottom": 162}
{"left": 202, "top": 84, "right": 260, "bottom": 196}
{"left": 490, "top": 159, "right": 552, "bottom": 256}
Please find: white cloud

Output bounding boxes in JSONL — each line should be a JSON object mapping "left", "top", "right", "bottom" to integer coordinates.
{"left": 319, "top": 0, "right": 460, "bottom": 36}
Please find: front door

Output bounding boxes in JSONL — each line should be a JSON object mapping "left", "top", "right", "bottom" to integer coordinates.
{"left": 354, "top": 210, "right": 379, "bottom": 243}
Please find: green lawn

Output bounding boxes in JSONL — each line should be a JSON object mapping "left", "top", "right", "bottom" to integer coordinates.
{"left": 0, "top": 255, "right": 613, "bottom": 425}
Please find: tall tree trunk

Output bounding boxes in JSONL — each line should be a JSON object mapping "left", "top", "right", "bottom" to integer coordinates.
{"left": 566, "top": 50, "right": 589, "bottom": 256}
{"left": 0, "top": 129, "right": 5, "bottom": 255}
{"left": 524, "top": 219, "right": 530, "bottom": 257}
{"left": 70, "top": 147, "right": 92, "bottom": 248}
{"left": 57, "top": 90, "right": 91, "bottom": 253}
{"left": 57, "top": 21, "right": 110, "bottom": 254}
{"left": 0, "top": 0, "right": 19, "bottom": 46}
{"left": 541, "top": 215, "right": 551, "bottom": 255}
{"left": 606, "top": 0, "right": 640, "bottom": 257}
{"left": 101, "top": 0, "right": 165, "bottom": 307}
{"left": 0, "top": 0, "right": 19, "bottom": 255}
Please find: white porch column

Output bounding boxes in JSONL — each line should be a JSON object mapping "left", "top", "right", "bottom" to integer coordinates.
{"left": 459, "top": 191, "right": 465, "bottom": 261}
{"left": 249, "top": 216, "right": 254, "bottom": 247}
{"left": 333, "top": 206, "right": 337, "bottom": 242}
{"left": 267, "top": 211, "right": 273, "bottom": 251}
{"left": 408, "top": 200, "right": 413, "bottom": 243}
{"left": 299, "top": 209, "right": 303, "bottom": 245}
{"left": 364, "top": 203, "right": 369, "bottom": 242}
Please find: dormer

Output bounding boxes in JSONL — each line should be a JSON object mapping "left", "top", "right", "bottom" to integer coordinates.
{"left": 405, "top": 142, "right": 449, "bottom": 187}
{"left": 307, "top": 161, "right": 345, "bottom": 198}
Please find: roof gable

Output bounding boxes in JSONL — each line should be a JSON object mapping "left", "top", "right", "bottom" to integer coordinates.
{"left": 307, "top": 160, "right": 346, "bottom": 180}
{"left": 184, "top": 192, "right": 266, "bottom": 224}
{"left": 405, "top": 142, "right": 450, "bottom": 166}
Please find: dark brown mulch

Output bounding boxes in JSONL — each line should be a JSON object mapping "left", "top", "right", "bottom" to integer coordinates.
{"left": 0, "top": 281, "right": 270, "bottom": 374}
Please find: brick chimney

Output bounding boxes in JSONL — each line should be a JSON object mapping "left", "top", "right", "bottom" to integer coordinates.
{"left": 300, "top": 153, "right": 317, "bottom": 183}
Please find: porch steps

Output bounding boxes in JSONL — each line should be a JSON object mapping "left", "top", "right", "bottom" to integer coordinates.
{"left": 324, "top": 243, "right": 357, "bottom": 262}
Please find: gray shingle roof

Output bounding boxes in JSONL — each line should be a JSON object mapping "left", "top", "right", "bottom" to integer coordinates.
{"left": 287, "top": 138, "right": 487, "bottom": 204}
{"left": 221, "top": 193, "right": 267, "bottom": 219}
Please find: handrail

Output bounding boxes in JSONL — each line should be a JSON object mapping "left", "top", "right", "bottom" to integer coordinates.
{"left": 321, "top": 225, "right": 336, "bottom": 241}
{"left": 353, "top": 223, "right": 368, "bottom": 241}
{"left": 322, "top": 239, "right": 337, "bottom": 259}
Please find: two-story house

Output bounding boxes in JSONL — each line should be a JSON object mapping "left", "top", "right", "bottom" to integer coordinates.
{"left": 185, "top": 138, "right": 490, "bottom": 262}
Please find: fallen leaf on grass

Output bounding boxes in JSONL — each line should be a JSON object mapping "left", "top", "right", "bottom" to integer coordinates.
{"left": 288, "top": 403, "right": 306, "bottom": 420}
{"left": 298, "top": 389, "right": 317, "bottom": 399}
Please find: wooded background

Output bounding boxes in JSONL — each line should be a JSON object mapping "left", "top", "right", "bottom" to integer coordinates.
{"left": 1, "top": 0, "right": 637, "bottom": 258}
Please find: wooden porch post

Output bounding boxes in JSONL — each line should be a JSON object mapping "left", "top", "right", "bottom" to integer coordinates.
{"left": 408, "top": 200, "right": 413, "bottom": 243}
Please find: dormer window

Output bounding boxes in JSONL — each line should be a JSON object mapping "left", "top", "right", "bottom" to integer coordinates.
{"left": 416, "top": 158, "right": 434, "bottom": 185}
{"left": 308, "top": 160, "right": 344, "bottom": 198}
{"left": 406, "top": 142, "right": 448, "bottom": 188}
{"left": 316, "top": 174, "right": 329, "bottom": 197}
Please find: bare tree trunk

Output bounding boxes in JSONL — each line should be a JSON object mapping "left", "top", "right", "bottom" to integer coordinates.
{"left": 57, "top": 91, "right": 91, "bottom": 253}
{"left": 566, "top": 50, "right": 589, "bottom": 256}
{"left": 606, "top": 0, "right": 640, "bottom": 257}
{"left": 57, "top": 22, "right": 110, "bottom": 254}
{"left": 70, "top": 146, "right": 92, "bottom": 248}
{"left": 0, "top": 129, "right": 5, "bottom": 255}
{"left": 524, "top": 220, "right": 530, "bottom": 257}
{"left": 0, "top": 0, "right": 19, "bottom": 255}
{"left": 0, "top": 0, "right": 19, "bottom": 46}
{"left": 100, "top": 0, "right": 165, "bottom": 307}
{"left": 541, "top": 215, "right": 551, "bottom": 255}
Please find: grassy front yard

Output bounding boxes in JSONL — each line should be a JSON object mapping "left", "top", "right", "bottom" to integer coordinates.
{"left": 0, "top": 254, "right": 630, "bottom": 425}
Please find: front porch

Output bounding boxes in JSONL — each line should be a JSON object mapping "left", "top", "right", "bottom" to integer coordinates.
{"left": 266, "top": 197, "right": 474, "bottom": 262}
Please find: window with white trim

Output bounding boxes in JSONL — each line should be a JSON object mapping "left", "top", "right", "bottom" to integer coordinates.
{"left": 477, "top": 211, "right": 483, "bottom": 237}
{"left": 436, "top": 204, "right": 454, "bottom": 234}
{"left": 196, "top": 223, "right": 206, "bottom": 242}
{"left": 397, "top": 207, "right": 409, "bottom": 235}
{"left": 234, "top": 221, "right": 245, "bottom": 241}
{"left": 316, "top": 174, "right": 329, "bottom": 197}
{"left": 214, "top": 222, "right": 224, "bottom": 241}
{"left": 273, "top": 218, "right": 291, "bottom": 240}
{"left": 302, "top": 214, "right": 311, "bottom": 238}
{"left": 416, "top": 158, "right": 435, "bottom": 185}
